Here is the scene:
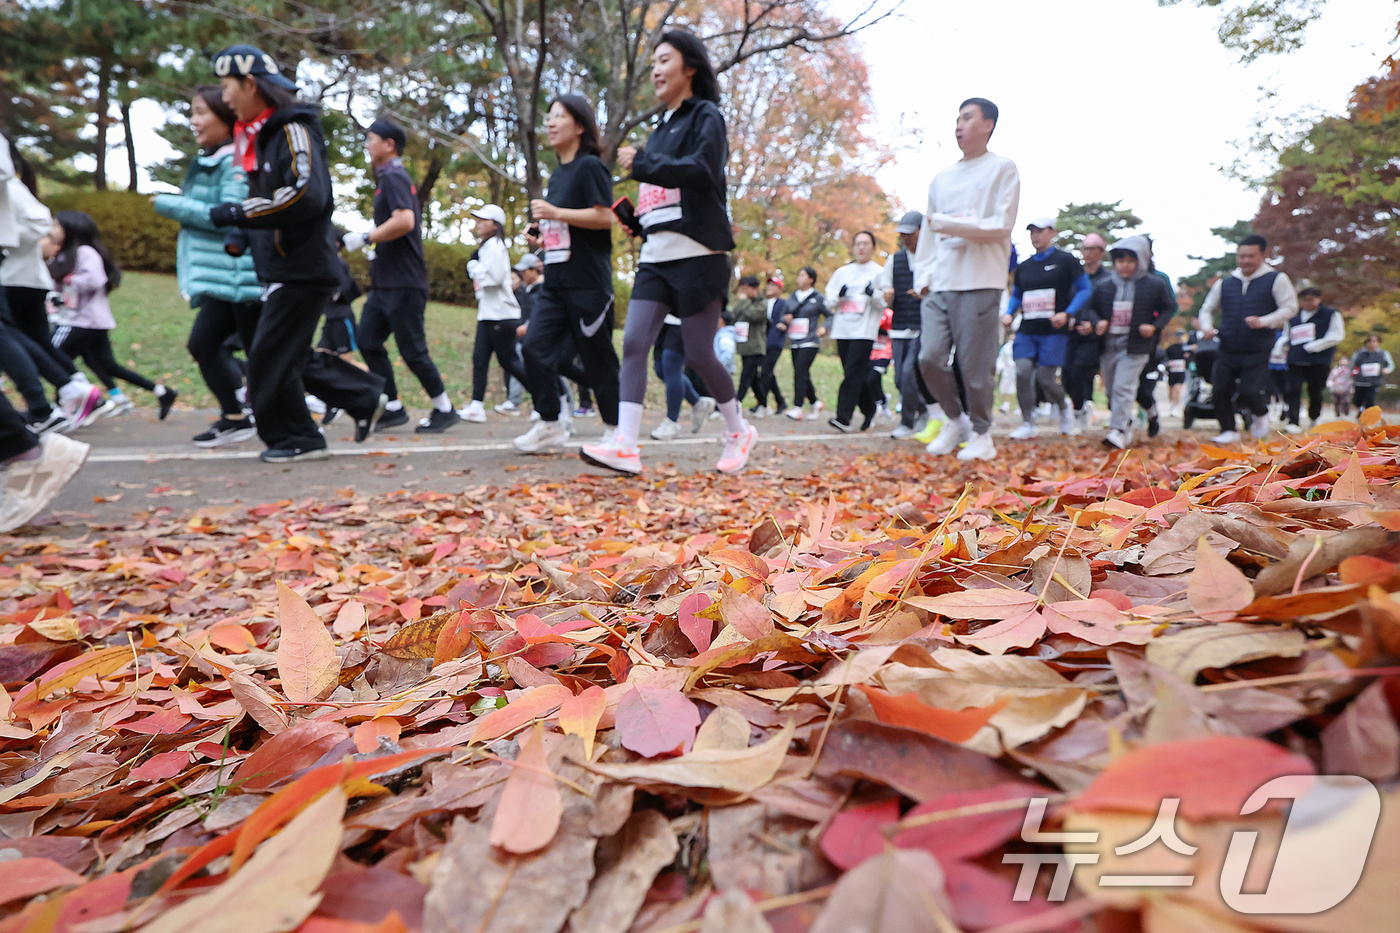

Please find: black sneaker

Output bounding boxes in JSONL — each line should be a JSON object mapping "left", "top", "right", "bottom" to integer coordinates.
{"left": 354, "top": 394, "right": 389, "bottom": 443}
{"left": 27, "top": 408, "right": 68, "bottom": 436}
{"left": 323, "top": 407, "right": 342, "bottom": 426}
{"left": 1147, "top": 414, "right": 1161, "bottom": 438}
{"left": 193, "top": 418, "right": 258, "bottom": 448}
{"left": 157, "top": 387, "right": 178, "bottom": 421}
{"left": 828, "top": 417, "right": 852, "bottom": 433}
{"left": 259, "top": 446, "right": 330, "bottom": 463}
{"left": 374, "top": 406, "right": 410, "bottom": 432}
{"left": 415, "top": 408, "right": 462, "bottom": 434}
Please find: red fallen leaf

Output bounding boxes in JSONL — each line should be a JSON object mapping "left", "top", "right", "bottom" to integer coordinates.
{"left": 470, "top": 684, "right": 572, "bottom": 744}
{"left": 1187, "top": 537, "right": 1253, "bottom": 621}
{"left": 117, "top": 708, "right": 192, "bottom": 735}
{"left": 709, "top": 548, "right": 770, "bottom": 581}
{"left": 1341, "top": 555, "right": 1400, "bottom": 586}
{"left": 678, "top": 592, "right": 715, "bottom": 653}
{"left": 892, "top": 783, "right": 1043, "bottom": 864}
{"left": 1069, "top": 735, "right": 1315, "bottom": 822}
{"left": 315, "top": 868, "right": 425, "bottom": 928}
{"left": 1120, "top": 487, "right": 1177, "bottom": 508}
{"left": 209, "top": 622, "right": 256, "bottom": 654}
{"left": 615, "top": 685, "right": 701, "bottom": 758}
{"left": 276, "top": 580, "right": 340, "bottom": 704}
{"left": 1332, "top": 452, "right": 1377, "bottom": 504}
{"left": 1043, "top": 598, "right": 1151, "bottom": 646}
{"left": 820, "top": 798, "right": 901, "bottom": 870}
{"left": 941, "top": 860, "right": 1067, "bottom": 932}
{"left": 295, "top": 914, "right": 408, "bottom": 933}
{"left": 854, "top": 685, "right": 1008, "bottom": 743}
{"left": 353, "top": 718, "right": 401, "bottom": 754}
{"left": 489, "top": 722, "right": 561, "bottom": 853}
{"left": 234, "top": 720, "right": 352, "bottom": 792}
{"left": 128, "top": 750, "right": 190, "bottom": 783}
{"left": 0, "top": 857, "right": 86, "bottom": 904}
{"left": 903, "top": 589, "right": 1038, "bottom": 620}
{"left": 952, "top": 609, "right": 1046, "bottom": 655}
{"left": 717, "top": 584, "right": 773, "bottom": 640}
{"left": 21, "top": 867, "right": 134, "bottom": 931}
{"left": 1090, "top": 589, "right": 1134, "bottom": 612}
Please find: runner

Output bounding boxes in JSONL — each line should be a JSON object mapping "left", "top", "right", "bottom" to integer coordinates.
{"left": 914, "top": 97, "right": 1021, "bottom": 461}
{"left": 1083, "top": 235, "right": 1175, "bottom": 449}
{"left": 515, "top": 94, "right": 620, "bottom": 453}
{"left": 500, "top": 254, "right": 542, "bottom": 414}
{"left": 581, "top": 31, "right": 755, "bottom": 475}
{"left": 882, "top": 211, "right": 930, "bottom": 439}
{"left": 1163, "top": 328, "right": 1188, "bottom": 418}
{"left": 1002, "top": 217, "right": 1087, "bottom": 439}
{"left": 1282, "top": 282, "right": 1344, "bottom": 433}
{"left": 729, "top": 275, "right": 769, "bottom": 410}
{"left": 826, "top": 230, "right": 888, "bottom": 432}
{"left": 753, "top": 272, "right": 788, "bottom": 417}
{"left": 0, "top": 398, "right": 88, "bottom": 532}
{"left": 208, "top": 44, "right": 387, "bottom": 461}
{"left": 1065, "top": 232, "right": 1110, "bottom": 431}
{"left": 782, "top": 266, "right": 827, "bottom": 421}
{"left": 459, "top": 205, "right": 530, "bottom": 423}
{"left": 152, "top": 85, "right": 262, "bottom": 447}
{"left": 48, "top": 211, "right": 178, "bottom": 419}
{"left": 340, "top": 119, "right": 457, "bottom": 434}
{"left": 649, "top": 316, "right": 711, "bottom": 439}
{"left": 1197, "top": 234, "right": 1296, "bottom": 443}
{"left": 1350, "top": 334, "right": 1393, "bottom": 412}
{"left": 1328, "top": 357, "right": 1353, "bottom": 419}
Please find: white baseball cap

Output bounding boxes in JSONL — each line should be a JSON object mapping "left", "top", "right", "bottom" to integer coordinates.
{"left": 470, "top": 204, "right": 507, "bottom": 226}
{"left": 1026, "top": 216, "right": 1056, "bottom": 231}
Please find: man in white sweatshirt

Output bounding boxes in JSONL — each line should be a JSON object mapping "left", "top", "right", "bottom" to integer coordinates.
{"left": 913, "top": 98, "right": 1021, "bottom": 461}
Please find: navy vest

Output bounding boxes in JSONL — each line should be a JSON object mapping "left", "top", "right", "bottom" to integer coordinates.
{"left": 1219, "top": 271, "right": 1281, "bottom": 355}
{"left": 1286, "top": 305, "right": 1337, "bottom": 367}
{"left": 1353, "top": 349, "right": 1388, "bottom": 386}
{"left": 889, "top": 250, "right": 920, "bottom": 331}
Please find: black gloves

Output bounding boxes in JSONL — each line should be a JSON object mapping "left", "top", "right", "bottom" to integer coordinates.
{"left": 838, "top": 285, "right": 848, "bottom": 297}
{"left": 209, "top": 202, "right": 243, "bottom": 228}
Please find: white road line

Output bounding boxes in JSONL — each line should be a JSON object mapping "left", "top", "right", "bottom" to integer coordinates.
{"left": 84, "top": 431, "right": 892, "bottom": 463}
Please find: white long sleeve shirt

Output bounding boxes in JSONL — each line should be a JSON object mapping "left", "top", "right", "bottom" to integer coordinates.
{"left": 0, "top": 178, "right": 55, "bottom": 290}
{"left": 911, "top": 150, "right": 1020, "bottom": 293}
{"left": 825, "top": 260, "right": 887, "bottom": 341}
{"left": 0, "top": 142, "right": 17, "bottom": 250}
{"left": 1197, "top": 266, "right": 1297, "bottom": 334}
{"left": 467, "top": 237, "right": 521, "bottom": 321}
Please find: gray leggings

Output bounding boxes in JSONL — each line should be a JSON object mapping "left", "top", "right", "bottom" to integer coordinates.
{"left": 1016, "top": 357, "right": 1065, "bottom": 419}
{"left": 621, "top": 298, "right": 735, "bottom": 405}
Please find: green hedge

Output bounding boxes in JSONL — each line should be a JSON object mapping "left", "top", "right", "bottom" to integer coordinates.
{"left": 46, "top": 191, "right": 179, "bottom": 275}
{"left": 344, "top": 239, "right": 477, "bottom": 306}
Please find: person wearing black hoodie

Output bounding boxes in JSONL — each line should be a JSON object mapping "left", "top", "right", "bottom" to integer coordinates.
{"left": 581, "top": 30, "right": 755, "bottom": 476}
{"left": 209, "top": 45, "right": 386, "bottom": 462}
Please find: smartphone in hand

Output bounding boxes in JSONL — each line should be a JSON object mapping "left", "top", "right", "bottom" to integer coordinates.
{"left": 612, "top": 196, "right": 643, "bottom": 238}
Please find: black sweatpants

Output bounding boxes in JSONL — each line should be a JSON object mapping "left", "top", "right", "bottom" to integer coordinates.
{"left": 735, "top": 354, "right": 764, "bottom": 406}
{"left": 357, "top": 287, "right": 442, "bottom": 403}
{"left": 522, "top": 287, "right": 620, "bottom": 424}
{"left": 472, "top": 318, "right": 528, "bottom": 401}
{"left": 53, "top": 326, "right": 156, "bottom": 393}
{"left": 891, "top": 336, "right": 929, "bottom": 428}
{"left": 0, "top": 391, "right": 38, "bottom": 462}
{"left": 0, "top": 328, "right": 50, "bottom": 416}
{"left": 246, "top": 284, "right": 330, "bottom": 451}
{"left": 1063, "top": 338, "right": 1101, "bottom": 412}
{"left": 835, "top": 338, "right": 875, "bottom": 426}
{"left": 1212, "top": 349, "right": 1271, "bottom": 430}
{"left": 791, "top": 345, "right": 820, "bottom": 408}
{"left": 1286, "top": 363, "right": 1329, "bottom": 425}
{"left": 188, "top": 296, "right": 260, "bottom": 417}
{"left": 1355, "top": 384, "right": 1379, "bottom": 411}
{"left": 756, "top": 344, "right": 787, "bottom": 411}
{"left": 5, "top": 286, "right": 76, "bottom": 377}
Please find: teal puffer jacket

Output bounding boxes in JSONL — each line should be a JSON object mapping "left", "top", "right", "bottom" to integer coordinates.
{"left": 153, "top": 144, "right": 262, "bottom": 304}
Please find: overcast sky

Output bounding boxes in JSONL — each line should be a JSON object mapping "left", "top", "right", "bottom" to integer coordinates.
{"left": 849, "top": 0, "right": 1399, "bottom": 278}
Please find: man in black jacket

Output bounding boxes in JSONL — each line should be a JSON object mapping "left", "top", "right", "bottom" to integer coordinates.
{"left": 210, "top": 45, "right": 386, "bottom": 462}
{"left": 882, "top": 211, "right": 932, "bottom": 439}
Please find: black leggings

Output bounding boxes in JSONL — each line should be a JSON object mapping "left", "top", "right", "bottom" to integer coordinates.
{"left": 620, "top": 299, "right": 734, "bottom": 405}
{"left": 835, "top": 338, "right": 876, "bottom": 425}
{"left": 1355, "top": 384, "right": 1379, "bottom": 411}
{"left": 735, "top": 354, "right": 763, "bottom": 406}
{"left": 472, "top": 318, "right": 528, "bottom": 401}
{"left": 1286, "top": 364, "right": 1329, "bottom": 425}
{"left": 757, "top": 344, "right": 787, "bottom": 411}
{"left": 0, "top": 328, "right": 50, "bottom": 416}
{"left": 5, "top": 286, "right": 77, "bottom": 377}
{"left": 188, "top": 296, "right": 260, "bottom": 416}
{"left": 53, "top": 325, "right": 156, "bottom": 393}
{"left": 791, "top": 345, "right": 820, "bottom": 407}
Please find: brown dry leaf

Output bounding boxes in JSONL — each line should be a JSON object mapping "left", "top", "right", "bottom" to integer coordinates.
{"left": 809, "top": 848, "right": 954, "bottom": 933}
{"left": 226, "top": 669, "right": 291, "bottom": 734}
{"left": 699, "top": 888, "right": 776, "bottom": 933}
{"left": 583, "top": 720, "right": 794, "bottom": 794}
{"left": 1145, "top": 622, "right": 1308, "bottom": 682}
{"left": 1187, "top": 537, "right": 1254, "bottom": 622}
{"left": 381, "top": 609, "right": 456, "bottom": 660}
{"left": 139, "top": 784, "right": 345, "bottom": 933}
{"left": 569, "top": 810, "right": 678, "bottom": 933}
{"left": 815, "top": 719, "right": 1019, "bottom": 802}
{"left": 903, "top": 588, "right": 1038, "bottom": 620}
{"left": 1031, "top": 553, "right": 1092, "bottom": 603}
{"left": 1321, "top": 680, "right": 1400, "bottom": 781}
{"left": 275, "top": 580, "right": 340, "bottom": 703}
{"left": 423, "top": 814, "right": 595, "bottom": 933}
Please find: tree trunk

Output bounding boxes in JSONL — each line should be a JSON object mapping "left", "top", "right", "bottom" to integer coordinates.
{"left": 121, "top": 81, "right": 138, "bottom": 193}
{"left": 93, "top": 57, "right": 112, "bottom": 191}
{"left": 418, "top": 152, "right": 444, "bottom": 221}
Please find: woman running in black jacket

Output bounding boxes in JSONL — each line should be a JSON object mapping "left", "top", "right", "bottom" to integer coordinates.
{"left": 580, "top": 30, "right": 755, "bottom": 476}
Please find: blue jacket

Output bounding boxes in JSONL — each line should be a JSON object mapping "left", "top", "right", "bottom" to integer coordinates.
{"left": 767, "top": 297, "right": 789, "bottom": 350}
{"left": 153, "top": 144, "right": 261, "bottom": 304}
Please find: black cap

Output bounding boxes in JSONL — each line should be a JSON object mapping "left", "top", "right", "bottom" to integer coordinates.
{"left": 367, "top": 117, "right": 407, "bottom": 154}
{"left": 212, "top": 45, "right": 298, "bottom": 89}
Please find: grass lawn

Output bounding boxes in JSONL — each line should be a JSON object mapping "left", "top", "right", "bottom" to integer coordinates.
{"left": 5, "top": 271, "right": 860, "bottom": 418}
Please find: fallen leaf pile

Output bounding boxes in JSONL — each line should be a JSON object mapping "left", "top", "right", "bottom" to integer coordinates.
{"left": 3, "top": 415, "right": 1400, "bottom": 933}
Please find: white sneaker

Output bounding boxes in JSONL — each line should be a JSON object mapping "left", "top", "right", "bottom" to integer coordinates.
{"left": 1076, "top": 409, "right": 1091, "bottom": 434}
{"left": 79, "top": 399, "right": 115, "bottom": 427}
{"left": 1058, "top": 405, "right": 1077, "bottom": 435}
{"left": 514, "top": 420, "right": 570, "bottom": 452}
{"left": 957, "top": 431, "right": 996, "bottom": 461}
{"left": 1283, "top": 423, "right": 1303, "bottom": 435}
{"left": 811, "top": 400, "right": 825, "bottom": 421}
{"left": 1036, "top": 403, "right": 1053, "bottom": 419}
{"left": 890, "top": 423, "right": 917, "bottom": 439}
{"left": 580, "top": 440, "right": 642, "bottom": 474}
{"left": 0, "top": 434, "right": 91, "bottom": 532}
{"left": 494, "top": 400, "right": 521, "bottom": 415}
{"left": 783, "top": 407, "right": 804, "bottom": 421}
{"left": 599, "top": 426, "right": 617, "bottom": 447}
{"left": 873, "top": 403, "right": 898, "bottom": 427}
{"left": 305, "top": 394, "right": 327, "bottom": 415}
{"left": 529, "top": 410, "right": 541, "bottom": 422}
{"left": 717, "top": 424, "right": 758, "bottom": 473}
{"left": 1211, "top": 430, "right": 1242, "bottom": 444}
{"left": 1102, "top": 429, "right": 1127, "bottom": 450}
{"left": 650, "top": 418, "right": 681, "bottom": 440}
{"left": 109, "top": 397, "right": 136, "bottom": 417}
{"left": 925, "top": 415, "right": 971, "bottom": 455}
{"left": 691, "top": 396, "right": 716, "bottom": 433}
{"left": 1008, "top": 421, "right": 1038, "bottom": 440}
{"left": 1251, "top": 414, "right": 1270, "bottom": 439}
{"left": 458, "top": 400, "right": 487, "bottom": 423}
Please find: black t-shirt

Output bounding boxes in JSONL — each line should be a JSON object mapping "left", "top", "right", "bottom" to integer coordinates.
{"left": 369, "top": 160, "right": 429, "bottom": 292}
{"left": 1013, "top": 247, "right": 1083, "bottom": 337}
{"left": 541, "top": 155, "right": 614, "bottom": 292}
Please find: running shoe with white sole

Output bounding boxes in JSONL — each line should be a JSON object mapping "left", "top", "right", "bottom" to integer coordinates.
{"left": 494, "top": 400, "right": 522, "bottom": 415}
{"left": 109, "top": 397, "right": 136, "bottom": 416}
{"left": 580, "top": 439, "right": 642, "bottom": 474}
{"left": 783, "top": 407, "right": 804, "bottom": 421}
{"left": 259, "top": 446, "right": 330, "bottom": 463}
{"left": 193, "top": 418, "right": 258, "bottom": 448}
{"left": 691, "top": 396, "right": 716, "bottom": 433}
{"left": 1008, "top": 421, "right": 1038, "bottom": 440}
{"left": 956, "top": 430, "right": 996, "bottom": 461}
{"left": 79, "top": 399, "right": 116, "bottom": 428}
{"left": 1101, "top": 429, "right": 1127, "bottom": 450}
{"left": 514, "top": 420, "right": 570, "bottom": 453}
{"left": 1250, "top": 414, "right": 1271, "bottom": 439}
{"left": 717, "top": 424, "right": 757, "bottom": 473}
{"left": 651, "top": 419, "right": 681, "bottom": 440}
{"left": 1058, "top": 405, "right": 1077, "bottom": 435}
{"left": 27, "top": 409, "right": 69, "bottom": 436}
{"left": 925, "top": 415, "right": 970, "bottom": 456}
{"left": 458, "top": 400, "right": 487, "bottom": 423}
{"left": 1211, "top": 430, "right": 1241, "bottom": 444}
{"left": 0, "top": 434, "right": 90, "bottom": 532}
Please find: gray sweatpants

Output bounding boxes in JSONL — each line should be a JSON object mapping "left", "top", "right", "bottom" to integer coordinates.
{"left": 917, "top": 289, "right": 1002, "bottom": 435}
{"left": 1100, "top": 335, "right": 1148, "bottom": 434}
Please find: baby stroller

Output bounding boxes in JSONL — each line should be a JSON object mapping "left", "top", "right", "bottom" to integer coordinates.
{"left": 1181, "top": 337, "right": 1219, "bottom": 430}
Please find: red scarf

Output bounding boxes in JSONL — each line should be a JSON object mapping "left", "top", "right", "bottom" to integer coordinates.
{"left": 233, "top": 108, "right": 274, "bottom": 172}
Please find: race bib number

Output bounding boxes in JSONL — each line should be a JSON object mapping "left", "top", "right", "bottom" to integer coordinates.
{"left": 1167, "top": 359, "right": 1187, "bottom": 373}
{"left": 540, "top": 218, "right": 571, "bottom": 264}
{"left": 636, "top": 183, "right": 682, "bottom": 228}
{"left": 1109, "top": 300, "right": 1133, "bottom": 335}
{"left": 1290, "top": 322, "right": 1315, "bottom": 346}
{"left": 838, "top": 298, "right": 864, "bottom": 317}
{"left": 788, "top": 318, "right": 810, "bottom": 340}
{"left": 1022, "top": 287, "right": 1057, "bottom": 320}
{"left": 733, "top": 322, "right": 749, "bottom": 341}
{"left": 1361, "top": 362, "right": 1382, "bottom": 377}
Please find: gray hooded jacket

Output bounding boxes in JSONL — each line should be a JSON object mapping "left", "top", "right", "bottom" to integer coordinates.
{"left": 1087, "top": 234, "right": 1174, "bottom": 355}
